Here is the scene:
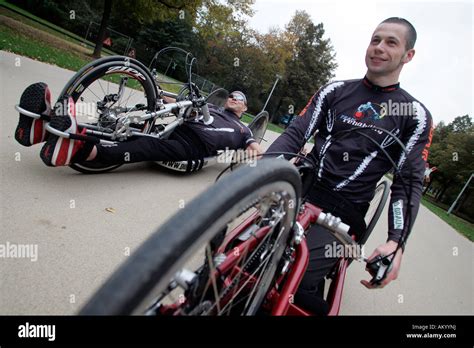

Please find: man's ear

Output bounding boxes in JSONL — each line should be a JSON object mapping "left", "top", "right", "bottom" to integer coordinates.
{"left": 402, "top": 49, "right": 415, "bottom": 64}
{"left": 243, "top": 105, "right": 248, "bottom": 113}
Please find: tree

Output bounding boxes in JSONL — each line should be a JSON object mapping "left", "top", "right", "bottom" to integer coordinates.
{"left": 270, "top": 11, "right": 337, "bottom": 122}
{"left": 195, "top": 0, "right": 255, "bottom": 41}
{"left": 93, "top": 0, "right": 204, "bottom": 58}
{"left": 92, "top": 0, "right": 112, "bottom": 58}
{"left": 254, "top": 28, "right": 293, "bottom": 115}
{"left": 450, "top": 114, "right": 473, "bottom": 133}
{"left": 427, "top": 115, "right": 474, "bottom": 205}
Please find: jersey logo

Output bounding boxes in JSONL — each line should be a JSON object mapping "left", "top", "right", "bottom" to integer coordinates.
{"left": 354, "top": 102, "right": 387, "bottom": 121}
{"left": 392, "top": 200, "right": 404, "bottom": 230}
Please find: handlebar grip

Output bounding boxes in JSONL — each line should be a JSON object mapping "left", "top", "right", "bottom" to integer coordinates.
{"left": 366, "top": 254, "right": 394, "bottom": 285}
{"left": 201, "top": 104, "right": 214, "bottom": 125}
{"left": 316, "top": 212, "right": 354, "bottom": 246}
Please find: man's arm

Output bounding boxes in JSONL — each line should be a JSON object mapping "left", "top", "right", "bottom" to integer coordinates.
{"left": 387, "top": 102, "right": 433, "bottom": 247}
{"left": 362, "top": 102, "right": 433, "bottom": 289}
{"left": 267, "top": 82, "right": 344, "bottom": 158}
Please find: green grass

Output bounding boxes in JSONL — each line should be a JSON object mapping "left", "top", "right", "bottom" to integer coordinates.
{"left": 421, "top": 197, "right": 474, "bottom": 241}
{"left": 0, "top": 4, "right": 260, "bottom": 113}
{"left": 0, "top": 24, "right": 90, "bottom": 71}
{"left": 241, "top": 113, "right": 285, "bottom": 134}
{"left": 265, "top": 122, "right": 285, "bottom": 134}
{"left": 2, "top": 1, "right": 86, "bottom": 41}
{"left": 0, "top": 1, "right": 116, "bottom": 56}
{"left": 0, "top": 4, "right": 268, "bottom": 117}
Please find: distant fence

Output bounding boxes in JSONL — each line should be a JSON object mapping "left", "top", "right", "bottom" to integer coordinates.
{"left": 83, "top": 21, "right": 133, "bottom": 56}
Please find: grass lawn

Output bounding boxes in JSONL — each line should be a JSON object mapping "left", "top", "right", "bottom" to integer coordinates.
{"left": 241, "top": 113, "right": 285, "bottom": 134}
{"left": 0, "top": 2, "right": 116, "bottom": 55}
{"left": 1, "top": 24, "right": 90, "bottom": 71}
{"left": 1, "top": 5, "right": 285, "bottom": 125}
{"left": 0, "top": 18, "right": 182, "bottom": 93}
{"left": 421, "top": 197, "right": 474, "bottom": 241}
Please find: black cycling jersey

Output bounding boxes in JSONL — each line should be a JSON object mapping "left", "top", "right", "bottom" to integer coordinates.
{"left": 186, "top": 104, "right": 256, "bottom": 155}
{"left": 268, "top": 77, "right": 433, "bottom": 244}
{"left": 93, "top": 104, "right": 256, "bottom": 167}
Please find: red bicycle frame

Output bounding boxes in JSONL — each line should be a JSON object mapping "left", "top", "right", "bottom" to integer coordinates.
{"left": 215, "top": 201, "right": 354, "bottom": 316}
{"left": 267, "top": 202, "right": 351, "bottom": 316}
{"left": 158, "top": 201, "right": 354, "bottom": 316}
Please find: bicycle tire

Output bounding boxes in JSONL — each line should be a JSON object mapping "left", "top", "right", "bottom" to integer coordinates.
{"left": 79, "top": 159, "right": 301, "bottom": 315}
{"left": 359, "top": 180, "right": 390, "bottom": 245}
{"left": 59, "top": 56, "right": 157, "bottom": 174}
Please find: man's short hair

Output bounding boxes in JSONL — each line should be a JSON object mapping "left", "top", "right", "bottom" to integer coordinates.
{"left": 380, "top": 17, "right": 417, "bottom": 50}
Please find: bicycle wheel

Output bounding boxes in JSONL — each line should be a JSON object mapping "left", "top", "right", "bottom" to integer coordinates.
{"left": 359, "top": 180, "right": 390, "bottom": 245}
{"left": 59, "top": 56, "right": 158, "bottom": 174}
{"left": 79, "top": 159, "right": 301, "bottom": 315}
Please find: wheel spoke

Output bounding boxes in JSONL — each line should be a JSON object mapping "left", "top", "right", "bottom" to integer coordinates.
{"left": 205, "top": 244, "right": 222, "bottom": 314}
{"left": 97, "top": 78, "right": 107, "bottom": 97}
{"left": 203, "top": 201, "right": 286, "bottom": 315}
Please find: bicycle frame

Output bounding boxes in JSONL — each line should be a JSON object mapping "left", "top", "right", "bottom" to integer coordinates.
{"left": 162, "top": 200, "right": 359, "bottom": 316}
{"left": 265, "top": 201, "right": 356, "bottom": 316}
{"left": 15, "top": 99, "right": 197, "bottom": 142}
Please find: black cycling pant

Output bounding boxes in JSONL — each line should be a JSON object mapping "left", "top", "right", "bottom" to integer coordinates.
{"left": 91, "top": 126, "right": 209, "bottom": 165}
{"left": 294, "top": 183, "right": 370, "bottom": 315}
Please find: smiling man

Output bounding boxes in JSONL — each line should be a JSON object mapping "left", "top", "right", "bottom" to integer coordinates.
{"left": 267, "top": 17, "right": 433, "bottom": 314}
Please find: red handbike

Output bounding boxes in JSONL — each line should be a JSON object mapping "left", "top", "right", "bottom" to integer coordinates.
{"left": 79, "top": 155, "right": 392, "bottom": 316}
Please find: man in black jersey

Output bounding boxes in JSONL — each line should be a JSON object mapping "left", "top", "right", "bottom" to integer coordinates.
{"left": 267, "top": 17, "right": 433, "bottom": 314}
{"left": 15, "top": 88, "right": 263, "bottom": 167}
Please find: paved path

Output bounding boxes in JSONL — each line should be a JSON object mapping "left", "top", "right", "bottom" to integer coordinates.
{"left": 0, "top": 51, "right": 472, "bottom": 314}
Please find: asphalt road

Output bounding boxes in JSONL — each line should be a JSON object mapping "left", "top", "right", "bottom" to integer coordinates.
{"left": 0, "top": 51, "right": 472, "bottom": 315}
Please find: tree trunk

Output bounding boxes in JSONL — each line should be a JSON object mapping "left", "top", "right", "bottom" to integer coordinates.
{"left": 93, "top": 0, "right": 113, "bottom": 58}
{"left": 435, "top": 184, "right": 447, "bottom": 201}
{"left": 423, "top": 180, "right": 433, "bottom": 195}
{"left": 271, "top": 96, "right": 284, "bottom": 123}
{"left": 454, "top": 189, "right": 470, "bottom": 214}
{"left": 435, "top": 179, "right": 452, "bottom": 201}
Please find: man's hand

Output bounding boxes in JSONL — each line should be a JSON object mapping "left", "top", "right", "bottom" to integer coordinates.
{"left": 162, "top": 95, "right": 176, "bottom": 104}
{"left": 246, "top": 142, "right": 263, "bottom": 160}
{"left": 361, "top": 240, "right": 403, "bottom": 289}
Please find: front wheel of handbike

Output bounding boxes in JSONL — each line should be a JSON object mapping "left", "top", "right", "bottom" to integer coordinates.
{"left": 59, "top": 56, "right": 158, "bottom": 174}
{"left": 79, "top": 159, "right": 301, "bottom": 315}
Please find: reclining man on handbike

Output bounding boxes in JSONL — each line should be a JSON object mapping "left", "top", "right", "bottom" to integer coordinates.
{"left": 15, "top": 88, "right": 263, "bottom": 168}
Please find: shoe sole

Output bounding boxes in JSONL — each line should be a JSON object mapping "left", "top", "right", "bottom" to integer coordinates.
{"left": 15, "top": 82, "right": 51, "bottom": 146}
{"left": 40, "top": 97, "right": 78, "bottom": 166}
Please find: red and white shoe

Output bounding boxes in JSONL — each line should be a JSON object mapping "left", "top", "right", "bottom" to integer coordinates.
{"left": 15, "top": 82, "right": 52, "bottom": 146}
{"left": 40, "top": 97, "right": 87, "bottom": 166}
